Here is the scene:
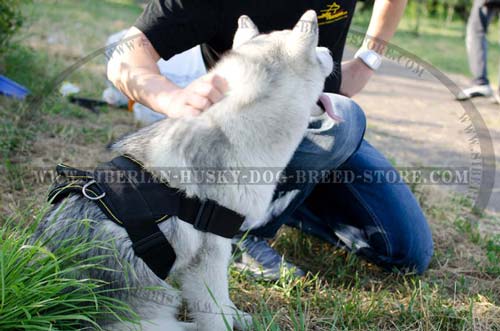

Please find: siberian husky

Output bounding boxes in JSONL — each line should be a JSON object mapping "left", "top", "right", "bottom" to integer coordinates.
{"left": 34, "top": 10, "right": 333, "bottom": 331}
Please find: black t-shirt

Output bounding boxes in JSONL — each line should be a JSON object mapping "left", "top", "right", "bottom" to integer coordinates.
{"left": 134, "top": 0, "right": 357, "bottom": 93}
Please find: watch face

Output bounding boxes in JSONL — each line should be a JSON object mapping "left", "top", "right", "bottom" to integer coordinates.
{"left": 355, "top": 49, "right": 381, "bottom": 70}
{"left": 365, "top": 51, "right": 381, "bottom": 69}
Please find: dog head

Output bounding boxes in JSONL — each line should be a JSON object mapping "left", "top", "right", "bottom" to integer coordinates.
{"left": 233, "top": 10, "right": 333, "bottom": 77}
{"left": 214, "top": 10, "right": 333, "bottom": 113}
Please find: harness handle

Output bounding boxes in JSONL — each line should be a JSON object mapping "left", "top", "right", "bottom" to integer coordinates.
{"left": 82, "top": 180, "right": 106, "bottom": 200}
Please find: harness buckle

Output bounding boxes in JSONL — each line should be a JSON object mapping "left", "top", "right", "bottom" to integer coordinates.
{"left": 193, "top": 200, "right": 216, "bottom": 232}
{"left": 82, "top": 180, "right": 106, "bottom": 201}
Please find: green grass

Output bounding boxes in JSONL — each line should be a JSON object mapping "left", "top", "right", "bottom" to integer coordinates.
{"left": 455, "top": 217, "right": 500, "bottom": 275}
{"left": 229, "top": 192, "right": 500, "bottom": 330}
{"left": 0, "top": 210, "right": 139, "bottom": 330}
{"left": 1, "top": 193, "right": 498, "bottom": 330}
{"left": 0, "top": 1, "right": 499, "bottom": 330}
{"left": 0, "top": 0, "right": 140, "bottom": 216}
{"left": 0, "top": 0, "right": 142, "bottom": 156}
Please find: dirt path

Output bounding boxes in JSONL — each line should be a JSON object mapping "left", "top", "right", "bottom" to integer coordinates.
{"left": 346, "top": 48, "right": 499, "bottom": 232}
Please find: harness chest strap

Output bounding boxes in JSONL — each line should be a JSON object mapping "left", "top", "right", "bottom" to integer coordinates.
{"left": 48, "top": 155, "right": 245, "bottom": 279}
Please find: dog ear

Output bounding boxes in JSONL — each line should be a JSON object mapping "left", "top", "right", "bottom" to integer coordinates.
{"left": 288, "top": 10, "right": 319, "bottom": 53}
{"left": 232, "top": 15, "right": 259, "bottom": 49}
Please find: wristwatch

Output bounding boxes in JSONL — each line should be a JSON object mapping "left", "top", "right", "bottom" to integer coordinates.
{"left": 354, "top": 49, "right": 382, "bottom": 71}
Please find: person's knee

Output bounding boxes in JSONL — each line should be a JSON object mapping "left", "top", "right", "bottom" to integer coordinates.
{"left": 322, "top": 94, "right": 366, "bottom": 154}
{"left": 296, "top": 95, "right": 366, "bottom": 170}
{"left": 362, "top": 211, "right": 434, "bottom": 275}
{"left": 392, "top": 224, "right": 434, "bottom": 275}
{"left": 329, "top": 94, "right": 366, "bottom": 128}
{"left": 332, "top": 96, "right": 366, "bottom": 161}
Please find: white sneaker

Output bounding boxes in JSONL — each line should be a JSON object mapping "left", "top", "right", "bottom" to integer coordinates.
{"left": 456, "top": 84, "right": 493, "bottom": 100}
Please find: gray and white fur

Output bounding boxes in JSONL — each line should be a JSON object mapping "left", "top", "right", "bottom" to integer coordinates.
{"left": 33, "top": 11, "right": 333, "bottom": 331}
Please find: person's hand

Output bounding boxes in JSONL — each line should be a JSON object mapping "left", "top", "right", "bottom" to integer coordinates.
{"left": 339, "top": 58, "right": 374, "bottom": 97}
{"left": 162, "top": 73, "right": 228, "bottom": 118}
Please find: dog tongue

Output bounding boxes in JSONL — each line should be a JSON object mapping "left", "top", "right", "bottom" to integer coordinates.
{"left": 319, "top": 93, "right": 343, "bottom": 122}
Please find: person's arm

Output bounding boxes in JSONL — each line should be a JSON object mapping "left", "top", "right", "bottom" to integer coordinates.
{"left": 107, "top": 27, "right": 227, "bottom": 118}
{"left": 363, "top": 0, "right": 407, "bottom": 52}
{"left": 340, "top": 0, "right": 407, "bottom": 97}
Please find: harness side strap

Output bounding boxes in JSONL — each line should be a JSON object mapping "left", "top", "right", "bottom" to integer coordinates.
{"left": 95, "top": 156, "right": 176, "bottom": 279}
{"left": 178, "top": 197, "right": 244, "bottom": 238}
{"left": 107, "top": 155, "right": 245, "bottom": 239}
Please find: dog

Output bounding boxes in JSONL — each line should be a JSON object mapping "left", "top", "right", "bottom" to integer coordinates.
{"left": 33, "top": 10, "right": 333, "bottom": 331}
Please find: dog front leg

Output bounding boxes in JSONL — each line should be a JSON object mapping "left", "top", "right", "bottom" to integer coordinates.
{"left": 180, "top": 235, "right": 234, "bottom": 331}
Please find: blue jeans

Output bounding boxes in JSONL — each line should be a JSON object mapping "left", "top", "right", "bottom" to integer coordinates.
{"left": 250, "top": 94, "right": 434, "bottom": 274}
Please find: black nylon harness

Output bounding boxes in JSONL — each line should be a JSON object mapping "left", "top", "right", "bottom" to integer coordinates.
{"left": 48, "top": 155, "right": 244, "bottom": 279}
